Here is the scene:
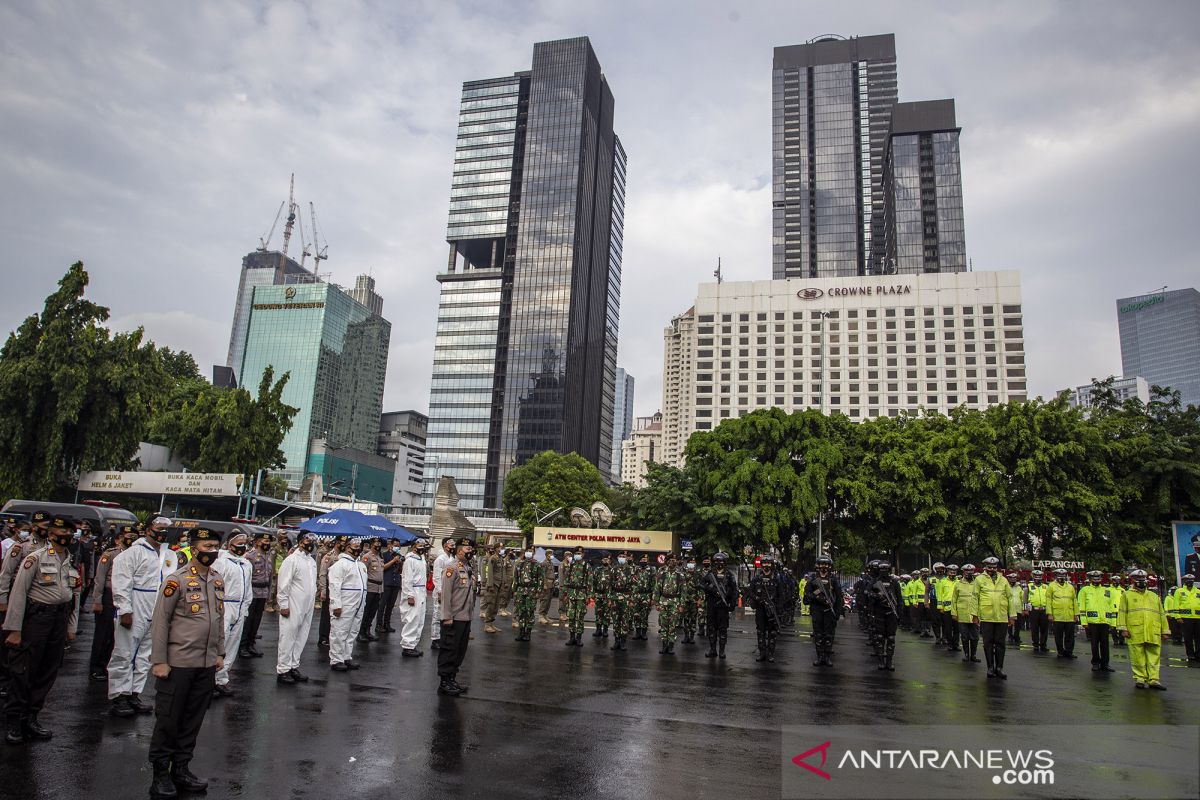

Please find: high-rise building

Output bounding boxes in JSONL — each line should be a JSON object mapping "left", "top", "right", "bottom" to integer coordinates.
{"left": 883, "top": 100, "right": 966, "bottom": 274}
{"left": 424, "top": 36, "right": 626, "bottom": 509}
{"left": 1069, "top": 376, "right": 1150, "bottom": 410}
{"left": 347, "top": 274, "right": 384, "bottom": 316}
{"left": 225, "top": 250, "right": 319, "bottom": 378}
{"left": 621, "top": 411, "right": 663, "bottom": 487}
{"left": 1117, "top": 288, "right": 1200, "bottom": 407}
{"left": 772, "top": 34, "right": 898, "bottom": 279}
{"left": 610, "top": 367, "right": 635, "bottom": 482}
{"left": 237, "top": 278, "right": 391, "bottom": 488}
{"left": 378, "top": 410, "right": 428, "bottom": 507}
{"left": 659, "top": 271, "right": 1026, "bottom": 465}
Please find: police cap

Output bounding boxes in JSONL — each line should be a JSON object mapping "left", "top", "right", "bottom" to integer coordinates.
{"left": 189, "top": 527, "right": 224, "bottom": 545}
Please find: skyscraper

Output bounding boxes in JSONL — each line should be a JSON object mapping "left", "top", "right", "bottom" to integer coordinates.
{"left": 772, "top": 34, "right": 898, "bottom": 279}
{"left": 424, "top": 36, "right": 625, "bottom": 509}
{"left": 883, "top": 100, "right": 966, "bottom": 274}
{"left": 610, "top": 367, "right": 635, "bottom": 482}
{"left": 225, "top": 250, "right": 318, "bottom": 379}
{"left": 1117, "top": 288, "right": 1200, "bottom": 407}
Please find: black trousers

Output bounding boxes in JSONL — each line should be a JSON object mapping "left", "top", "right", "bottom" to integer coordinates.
{"left": 980, "top": 621, "right": 1007, "bottom": 669}
{"left": 811, "top": 606, "right": 838, "bottom": 642}
{"left": 942, "top": 610, "right": 959, "bottom": 646}
{"left": 705, "top": 604, "right": 730, "bottom": 637}
{"left": 319, "top": 601, "right": 331, "bottom": 644}
{"left": 1180, "top": 618, "right": 1198, "bottom": 659}
{"left": 1029, "top": 608, "right": 1049, "bottom": 649}
{"left": 240, "top": 597, "right": 267, "bottom": 650}
{"left": 89, "top": 589, "right": 116, "bottom": 674}
{"left": 149, "top": 666, "right": 215, "bottom": 766}
{"left": 436, "top": 620, "right": 471, "bottom": 680}
{"left": 381, "top": 585, "right": 401, "bottom": 630}
{"left": 4, "top": 602, "right": 69, "bottom": 719}
{"left": 958, "top": 621, "right": 979, "bottom": 645}
{"left": 1168, "top": 616, "right": 1182, "bottom": 643}
{"left": 930, "top": 606, "right": 943, "bottom": 639}
{"left": 1053, "top": 621, "right": 1076, "bottom": 655}
{"left": 1086, "top": 623, "right": 1111, "bottom": 666}
{"left": 359, "top": 592, "right": 382, "bottom": 637}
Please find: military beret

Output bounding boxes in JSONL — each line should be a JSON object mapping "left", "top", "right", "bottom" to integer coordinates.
{"left": 31, "top": 510, "right": 52, "bottom": 524}
{"left": 189, "top": 527, "right": 224, "bottom": 544}
{"left": 52, "top": 515, "right": 76, "bottom": 529}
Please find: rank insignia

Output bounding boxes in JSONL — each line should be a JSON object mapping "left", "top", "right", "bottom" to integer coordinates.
{"left": 188, "top": 593, "right": 201, "bottom": 601}
{"left": 187, "top": 580, "right": 200, "bottom": 589}
{"left": 214, "top": 579, "right": 224, "bottom": 589}
{"left": 164, "top": 581, "right": 178, "bottom": 598}
{"left": 190, "top": 603, "right": 201, "bottom": 613}
{"left": 445, "top": 568, "right": 455, "bottom": 579}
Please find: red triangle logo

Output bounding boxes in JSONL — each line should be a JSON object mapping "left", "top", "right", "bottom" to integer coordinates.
{"left": 792, "top": 740, "right": 832, "bottom": 780}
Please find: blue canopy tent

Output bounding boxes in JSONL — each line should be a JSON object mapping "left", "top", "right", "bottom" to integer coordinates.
{"left": 297, "top": 509, "right": 425, "bottom": 544}
{"left": 362, "top": 514, "right": 424, "bottom": 545}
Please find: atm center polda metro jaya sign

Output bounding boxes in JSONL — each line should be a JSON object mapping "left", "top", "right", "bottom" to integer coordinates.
{"left": 533, "top": 527, "right": 675, "bottom": 552}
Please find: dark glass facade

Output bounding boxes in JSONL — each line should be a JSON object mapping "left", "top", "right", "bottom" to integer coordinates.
{"left": 1117, "top": 288, "right": 1200, "bottom": 408}
{"left": 424, "top": 37, "right": 624, "bottom": 509}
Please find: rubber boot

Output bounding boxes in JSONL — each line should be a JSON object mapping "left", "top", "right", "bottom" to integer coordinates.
{"left": 718, "top": 636, "right": 727, "bottom": 659}
{"left": 705, "top": 636, "right": 717, "bottom": 658}
{"left": 149, "top": 760, "right": 178, "bottom": 799}
{"left": 593, "top": 626, "right": 602, "bottom": 638}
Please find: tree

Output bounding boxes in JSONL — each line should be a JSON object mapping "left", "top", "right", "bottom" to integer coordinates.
{"left": 501, "top": 450, "right": 611, "bottom": 535}
{"left": 0, "top": 263, "right": 168, "bottom": 500}
{"left": 147, "top": 366, "right": 297, "bottom": 476}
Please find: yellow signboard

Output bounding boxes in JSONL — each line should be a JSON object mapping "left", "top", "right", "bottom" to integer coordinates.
{"left": 533, "top": 527, "right": 676, "bottom": 553}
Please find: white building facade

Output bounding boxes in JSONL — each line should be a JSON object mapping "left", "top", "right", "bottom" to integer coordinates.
{"left": 620, "top": 412, "right": 663, "bottom": 487}
{"left": 1069, "top": 376, "right": 1150, "bottom": 409}
{"left": 660, "top": 271, "right": 1026, "bottom": 466}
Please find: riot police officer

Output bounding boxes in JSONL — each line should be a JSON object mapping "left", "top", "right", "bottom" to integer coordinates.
{"left": 867, "top": 560, "right": 902, "bottom": 671}
{"left": 750, "top": 556, "right": 783, "bottom": 663}
{"left": 700, "top": 552, "right": 738, "bottom": 659}
{"left": 804, "top": 555, "right": 844, "bottom": 667}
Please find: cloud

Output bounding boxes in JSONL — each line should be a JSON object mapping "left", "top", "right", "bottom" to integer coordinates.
{"left": 2, "top": 0, "right": 1198, "bottom": 429}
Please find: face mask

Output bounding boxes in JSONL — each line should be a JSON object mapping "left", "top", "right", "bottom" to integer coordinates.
{"left": 194, "top": 550, "right": 218, "bottom": 567}
{"left": 52, "top": 534, "right": 73, "bottom": 548}
{"left": 573, "top": 554, "right": 582, "bottom": 562}
{"left": 302, "top": 540, "right": 315, "bottom": 552}
{"left": 524, "top": 551, "right": 533, "bottom": 559}
{"left": 349, "top": 549, "right": 363, "bottom": 559}
{"left": 18, "top": 531, "right": 30, "bottom": 541}
{"left": 1056, "top": 578, "right": 1065, "bottom": 583}
{"left": 498, "top": 549, "right": 506, "bottom": 556}
{"left": 617, "top": 558, "right": 626, "bottom": 565}
{"left": 686, "top": 563, "right": 695, "bottom": 570}
{"left": 1134, "top": 580, "right": 1148, "bottom": 589}
{"left": 73, "top": 531, "right": 82, "bottom": 540}
{"left": 231, "top": 544, "right": 248, "bottom": 556}
{"left": 393, "top": 546, "right": 402, "bottom": 554}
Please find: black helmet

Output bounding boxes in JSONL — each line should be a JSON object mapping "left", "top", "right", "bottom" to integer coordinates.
{"left": 816, "top": 555, "right": 832, "bottom": 567}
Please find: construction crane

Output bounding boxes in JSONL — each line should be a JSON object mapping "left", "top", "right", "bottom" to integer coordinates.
{"left": 257, "top": 201, "right": 285, "bottom": 252}
{"left": 296, "top": 210, "right": 311, "bottom": 269}
{"left": 278, "top": 173, "right": 298, "bottom": 274}
{"left": 310, "top": 202, "right": 328, "bottom": 268}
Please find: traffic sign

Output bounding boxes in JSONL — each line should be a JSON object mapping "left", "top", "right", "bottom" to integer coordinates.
{"left": 656, "top": 554, "right": 666, "bottom": 565}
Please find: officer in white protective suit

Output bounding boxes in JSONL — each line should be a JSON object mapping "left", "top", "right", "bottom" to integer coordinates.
{"left": 107, "top": 516, "right": 178, "bottom": 717}
{"left": 400, "top": 539, "right": 431, "bottom": 657}
{"left": 327, "top": 537, "right": 367, "bottom": 672}
{"left": 275, "top": 532, "right": 317, "bottom": 685}
{"left": 212, "top": 530, "right": 252, "bottom": 697}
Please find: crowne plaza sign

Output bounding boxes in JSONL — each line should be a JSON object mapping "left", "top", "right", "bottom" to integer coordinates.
{"left": 798, "top": 284, "right": 913, "bottom": 300}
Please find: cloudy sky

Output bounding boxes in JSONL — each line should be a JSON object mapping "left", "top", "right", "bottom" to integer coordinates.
{"left": 3, "top": 0, "right": 1198, "bottom": 419}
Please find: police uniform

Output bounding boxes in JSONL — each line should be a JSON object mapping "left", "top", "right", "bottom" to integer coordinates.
{"left": 87, "top": 531, "right": 129, "bottom": 680}
{"left": 147, "top": 528, "right": 225, "bottom": 797}
{"left": 238, "top": 537, "right": 271, "bottom": 657}
{"left": 437, "top": 540, "right": 478, "bottom": 696}
{"left": 2, "top": 517, "right": 80, "bottom": 743}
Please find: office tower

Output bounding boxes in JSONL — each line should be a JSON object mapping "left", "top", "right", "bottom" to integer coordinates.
{"left": 424, "top": 36, "right": 625, "bottom": 509}
{"left": 237, "top": 278, "right": 391, "bottom": 489}
{"left": 620, "top": 411, "right": 662, "bottom": 487}
{"left": 347, "top": 274, "right": 384, "bottom": 316}
{"left": 611, "top": 367, "right": 635, "bottom": 482}
{"left": 1117, "top": 288, "right": 1200, "bottom": 407}
{"left": 225, "top": 250, "right": 317, "bottom": 378}
{"left": 883, "top": 100, "right": 966, "bottom": 274}
{"left": 659, "top": 271, "right": 1025, "bottom": 464}
{"left": 772, "top": 34, "right": 898, "bottom": 279}
{"left": 378, "top": 410, "right": 428, "bottom": 507}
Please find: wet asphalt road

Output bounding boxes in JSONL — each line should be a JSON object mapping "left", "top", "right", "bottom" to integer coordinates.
{"left": 2, "top": 607, "right": 1196, "bottom": 800}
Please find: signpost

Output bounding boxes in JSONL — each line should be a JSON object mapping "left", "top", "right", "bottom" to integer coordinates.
{"left": 76, "top": 471, "right": 243, "bottom": 497}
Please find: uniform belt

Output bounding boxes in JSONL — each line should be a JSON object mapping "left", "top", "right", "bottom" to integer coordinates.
{"left": 132, "top": 587, "right": 158, "bottom": 593}
{"left": 28, "top": 600, "right": 71, "bottom": 614}
{"left": 368, "top": 579, "right": 383, "bottom": 585}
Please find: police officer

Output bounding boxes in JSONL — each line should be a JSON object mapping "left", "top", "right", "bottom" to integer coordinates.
{"left": 1047, "top": 568, "right": 1079, "bottom": 659}
{"left": 481, "top": 544, "right": 503, "bottom": 634}
{"left": 498, "top": 547, "right": 517, "bottom": 622}
{"left": 238, "top": 531, "right": 272, "bottom": 659}
{"left": 429, "top": 538, "right": 455, "bottom": 648}
{"left": 701, "top": 552, "right": 738, "bottom": 659}
{"left": 146, "top": 526, "right": 225, "bottom": 798}
{"left": 951, "top": 564, "right": 980, "bottom": 664}
{"left": 89, "top": 524, "right": 134, "bottom": 681}
{"left": 750, "top": 555, "right": 784, "bottom": 663}
{"left": 973, "top": 556, "right": 1016, "bottom": 679}
{"left": 437, "top": 537, "right": 478, "bottom": 696}
{"left": 868, "top": 561, "right": 902, "bottom": 671}
{"left": 1077, "top": 570, "right": 1116, "bottom": 672}
{"left": 1117, "top": 569, "right": 1168, "bottom": 690}
{"left": 2, "top": 515, "right": 80, "bottom": 744}
{"left": 804, "top": 555, "right": 844, "bottom": 667}
{"left": 1027, "top": 569, "right": 1050, "bottom": 653}
{"left": 1175, "top": 573, "right": 1199, "bottom": 662}
{"left": 357, "top": 537, "right": 385, "bottom": 643}
{"left": 940, "top": 565, "right": 960, "bottom": 652}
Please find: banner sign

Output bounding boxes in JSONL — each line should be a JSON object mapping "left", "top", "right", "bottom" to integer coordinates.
{"left": 533, "top": 527, "right": 675, "bottom": 552}
{"left": 1172, "top": 521, "right": 1200, "bottom": 584}
{"left": 1031, "top": 560, "right": 1085, "bottom": 570}
{"left": 77, "top": 471, "right": 243, "bottom": 497}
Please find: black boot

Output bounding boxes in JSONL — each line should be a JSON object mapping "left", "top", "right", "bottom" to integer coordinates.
{"left": 149, "top": 760, "right": 178, "bottom": 799}
{"left": 593, "top": 626, "right": 602, "bottom": 638}
{"left": 574, "top": 632, "right": 584, "bottom": 647}
{"left": 565, "top": 633, "right": 576, "bottom": 647}
{"left": 824, "top": 641, "right": 834, "bottom": 667}
{"left": 970, "top": 640, "right": 981, "bottom": 662}
{"left": 437, "top": 680, "right": 462, "bottom": 696}
{"left": 756, "top": 633, "right": 767, "bottom": 662}
{"left": 171, "top": 762, "right": 209, "bottom": 791}
{"left": 718, "top": 636, "right": 727, "bottom": 659}
{"left": 5, "top": 715, "right": 24, "bottom": 745}
{"left": 659, "top": 640, "right": 668, "bottom": 654}
{"left": 705, "top": 636, "right": 717, "bottom": 658}
{"left": 767, "top": 637, "right": 776, "bottom": 663}
{"left": 22, "top": 714, "right": 52, "bottom": 741}
{"left": 110, "top": 695, "right": 135, "bottom": 718}
{"left": 611, "top": 636, "right": 621, "bottom": 651}
{"left": 666, "top": 641, "right": 675, "bottom": 655}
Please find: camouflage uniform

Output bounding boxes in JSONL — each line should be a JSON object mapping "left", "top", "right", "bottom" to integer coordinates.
{"left": 562, "top": 551, "right": 591, "bottom": 645}
{"left": 481, "top": 549, "right": 503, "bottom": 628}
{"left": 632, "top": 560, "right": 656, "bottom": 640}
{"left": 497, "top": 553, "right": 517, "bottom": 617}
{"left": 656, "top": 562, "right": 686, "bottom": 654}
{"left": 680, "top": 563, "right": 702, "bottom": 643}
{"left": 513, "top": 557, "right": 542, "bottom": 641}
{"left": 607, "top": 555, "right": 636, "bottom": 649}
{"left": 591, "top": 558, "right": 613, "bottom": 637}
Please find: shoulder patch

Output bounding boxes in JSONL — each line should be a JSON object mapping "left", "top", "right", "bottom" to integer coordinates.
{"left": 164, "top": 580, "right": 179, "bottom": 597}
{"left": 213, "top": 578, "right": 224, "bottom": 588}
{"left": 100, "top": 555, "right": 109, "bottom": 564}
{"left": 23, "top": 556, "right": 37, "bottom": 569}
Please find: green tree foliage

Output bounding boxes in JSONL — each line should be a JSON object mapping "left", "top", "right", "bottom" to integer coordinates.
{"left": 147, "top": 366, "right": 297, "bottom": 476}
{"left": 0, "top": 263, "right": 168, "bottom": 500}
{"left": 501, "top": 450, "right": 610, "bottom": 535}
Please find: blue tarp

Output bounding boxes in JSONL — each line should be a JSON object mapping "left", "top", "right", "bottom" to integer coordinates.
{"left": 297, "top": 509, "right": 425, "bottom": 543}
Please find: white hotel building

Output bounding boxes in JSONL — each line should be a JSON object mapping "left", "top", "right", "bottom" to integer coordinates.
{"left": 660, "top": 271, "right": 1026, "bottom": 466}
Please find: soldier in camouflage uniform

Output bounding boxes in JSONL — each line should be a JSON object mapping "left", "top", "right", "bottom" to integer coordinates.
{"left": 512, "top": 548, "right": 543, "bottom": 642}
{"left": 481, "top": 545, "right": 501, "bottom": 633}
{"left": 632, "top": 554, "right": 655, "bottom": 640}
{"left": 697, "top": 556, "right": 712, "bottom": 638}
{"left": 590, "top": 552, "right": 613, "bottom": 638}
{"left": 607, "top": 551, "right": 636, "bottom": 651}
{"left": 655, "top": 553, "right": 686, "bottom": 655}
{"left": 680, "top": 555, "right": 702, "bottom": 644}
{"left": 562, "top": 548, "right": 590, "bottom": 646}
{"left": 498, "top": 549, "right": 518, "bottom": 623}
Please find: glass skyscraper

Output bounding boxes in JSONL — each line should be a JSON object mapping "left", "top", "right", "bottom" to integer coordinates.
{"left": 1117, "top": 288, "right": 1200, "bottom": 408}
{"left": 225, "top": 250, "right": 318, "bottom": 379}
{"left": 424, "top": 36, "right": 625, "bottom": 510}
{"left": 237, "top": 280, "right": 391, "bottom": 486}
{"left": 883, "top": 100, "right": 966, "bottom": 274}
{"left": 610, "top": 367, "right": 635, "bottom": 483}
{"left": 772, "top": 34, "right": 898, "bottom": 279}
